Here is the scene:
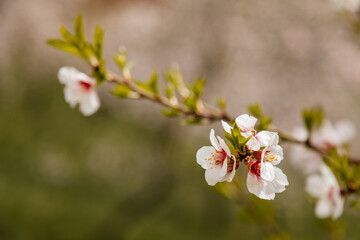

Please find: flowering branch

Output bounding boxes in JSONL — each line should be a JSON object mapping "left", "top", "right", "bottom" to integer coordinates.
{"left": 48, "top": 14, "right": 360, "bottom": 224}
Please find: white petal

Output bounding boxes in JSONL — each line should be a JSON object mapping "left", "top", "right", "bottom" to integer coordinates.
{"left": 292, "top": 126, "right": 308, "bottom": 142}
{"left": 305, "top": 175, "right": 327, "bottom": 198}
{"left": 332, "top": 196, "right": 344, "bottom": 220}
{"left": 235, "top": 114, "right": 257, "bottom": 131}
{"left": 267, "top": 145, "right": 283, "bottom": 165}
{"left": 63, "top": 84, "right": 81, "bottom": 108}
{"left": 260, "top": 162, "right": 275, "bottom": 182}
{"left": 335, "top": 120, "right": 356, "bottom": 145}
{"left": 246, "top": 137, "right": 260, "bottom": 151}
{"left": 247, "top": 172, "right": 264, "bottom": 197}
{"left": 315, "top": 198, "right": 333, "bottom": 219}
{"left": 58, "top": 66, "right": 79, "bottom": 84}
{"left": 79, "top": 90, "right": 100, "bottom": 116}
{"left": 196, "top": 146, "right": 216, "bottom": 169}
{"left": 221, "top": 120, "right": 232, "bottom": 134}
{"left": 209, "top": 129, "right": 221, "bottom": 151}
{"left": 256, "top": 131, "right": 278, "bottom": 147}
{"left": 273, "top": 167, "right": 289, "bottom": 187}
{"left": 205, "top": 159, "right": 228, "bottom": 186}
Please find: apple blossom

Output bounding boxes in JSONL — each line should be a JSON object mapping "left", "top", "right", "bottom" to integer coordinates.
{"left": 306, "top": 165, "right": 344, "bottom": 219}
{"left": 58, "top": 66, "right": 100, "bottom": 116}
{"left": 221, "top": 114, "right": 260, "bottom": 151}
{"left": 196, "top": 129, "right": 237, "bottom": 186}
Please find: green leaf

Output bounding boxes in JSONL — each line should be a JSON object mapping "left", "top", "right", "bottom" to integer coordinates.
{"left": 217, "top": 97, "right": 227, "bottom": 110}
{"left": 75, "top": 14, "right": 85, "bottom": 42}
{"left": 302, "top": 106, "right": 324, "bottom": 132}
{"left": 162, "top": 108, "right": 180, "bottom": 117}
{"left": 248, "top": 104, "right": 261, "bottom": 118}
{"left": 148, "top": 71, "right": 158, "bottom": 95}
{"left": 114, "top": 51, "right": 127, "bottom": 69}
{"left": 93, "top": 26, "right": 104, "bottom": 59}
{"left": 164, "top": 68, "right": 189, "bottom": 98}
{"left": 47, "top": 39, "right": 82, "bottom": 57}
{"left": 192, "top": 77, "right": 206, "bottom": 100}
{"left": 182, "top": 117, "right": 203, "bottom": 125}
{"left": 59, "top": 26, "right": 75, "bottom": 43}
{"left": 112, "top": 84, "right": 139, "bottom": 99}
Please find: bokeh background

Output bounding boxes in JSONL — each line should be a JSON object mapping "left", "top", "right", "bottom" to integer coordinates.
{"left": 1, "top": 0, "right": 360, "bottom": 239}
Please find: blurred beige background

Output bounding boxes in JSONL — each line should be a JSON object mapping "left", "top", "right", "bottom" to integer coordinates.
{"left": 1, "top": 0, "right": 360, "bottom": 239}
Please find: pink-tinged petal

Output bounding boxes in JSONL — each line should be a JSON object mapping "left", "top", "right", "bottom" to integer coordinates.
{"left": 221, "top": 120, "right": 232, "bottom": 134}
{"left": 246, "top": 137, "right": 260, "bottom": 151}
{"left": 315, "top": 198, "right": 333, "bottom": 219}
{"left": 305, "top": 175, "right": 327, "bottom": 198}
{"left": 209, "top": 129, "right": 221, "bottom": 151}
{"left": 260, "top": 162, "right": 275, "bottom": 182}
{"left": 218, "top": 137, "right": 231, "bottom": 156}
{"left": 79, "top": 90, "right": 100, "bottom": 116}
{"left": 247, "top": 172, "right": 264, "bottom": 197}
{"left": 58, "top": 66, "right": 79, "bottom": 84}
{"left": 196, "top": 146, "right": 216, "bottom": 169}
{"left": 235, "top": 114, "right": 257, "bottom": 131}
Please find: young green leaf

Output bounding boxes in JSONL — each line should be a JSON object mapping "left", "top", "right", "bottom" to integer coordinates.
{"left": 75, "top": 14, "right": 85, "bottom": 42}
{"left": 47, "top": 39, "right": 82, "bottom": 57}
{"left": 93, "top": 26, "right": 104, "bottom": 59}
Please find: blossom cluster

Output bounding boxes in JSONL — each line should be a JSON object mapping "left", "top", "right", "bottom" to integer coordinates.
{"left": 290, "top": 120, "right": 355, "bottom": 219}
{"left": 196, "top": 114, "right": 289, "bottom": 200}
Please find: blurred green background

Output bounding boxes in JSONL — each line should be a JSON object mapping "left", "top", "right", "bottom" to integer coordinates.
{"left": 1, "top": 0, "right": 360, "bottom": 239}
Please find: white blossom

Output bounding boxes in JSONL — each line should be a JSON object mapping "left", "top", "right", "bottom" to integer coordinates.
{"left": 58, "top": 66, "right": 100, "bottom": 116}
{"left": 246, "top": 161, "right": 288, "bottom": 200}
{"left": 196, "top": 129, "right": 237, "bottom": 186}
{"left": 246, "top": 131, "right": 288, "bottom": 200}
{"left": 306, "top": 165, "right": 344, "bottom": 219}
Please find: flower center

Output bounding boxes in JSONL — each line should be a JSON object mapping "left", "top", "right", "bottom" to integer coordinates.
{"left": 78, "top": 80, "right": 92, "bottom": 91}
{"left": 265, "top": 152, "right": 279, "bottom": 163}
{"left": 249, "top": 161, "right": 261, "bottom": 176}
{"left": 213, "top": 150, "right": 227, "bottom": 165}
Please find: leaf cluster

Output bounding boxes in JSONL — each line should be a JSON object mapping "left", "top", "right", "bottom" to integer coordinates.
{"left": 47, "top": 15, "right": 106, "bottom": 83}
{"left": 224, "top": 123, "right": 252, "bottom": 155}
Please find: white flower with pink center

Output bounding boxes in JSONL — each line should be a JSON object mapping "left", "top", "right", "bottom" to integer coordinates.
{"left": 221, "top": 114, "right": 260, "bottom": 151}
{"left": 58, "top": 66, "right": 100, "bottom": 116}
{"left": 246, "top": 131, "right": 288, "bottom": 200}
{"left": 306, "top": 165, "right": 344, "bottom": 219}
{"left": 196, "top": 129, "right": 237, "bottom": 186}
